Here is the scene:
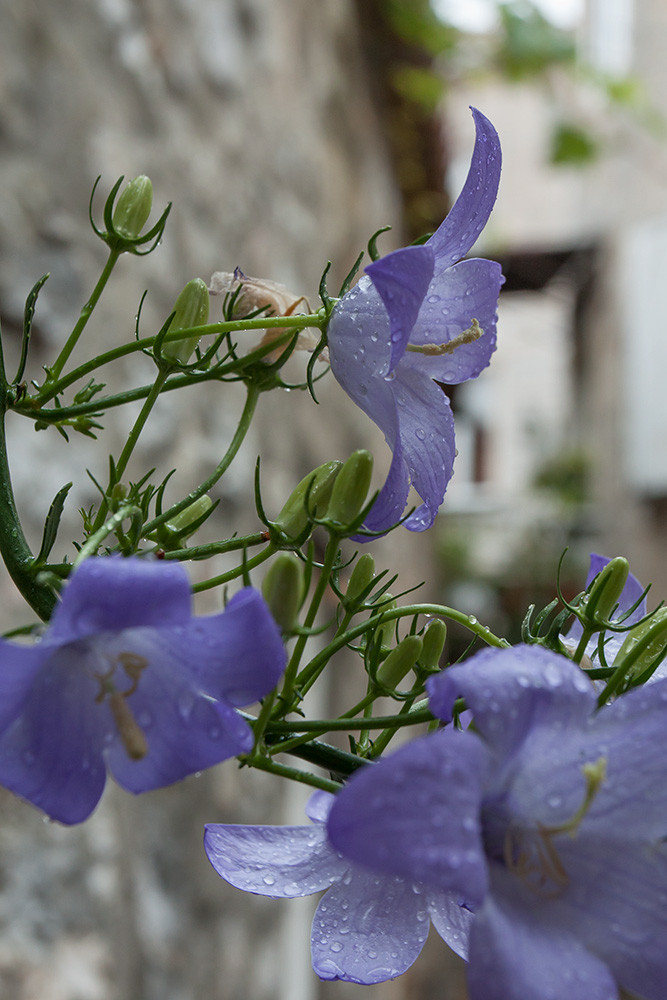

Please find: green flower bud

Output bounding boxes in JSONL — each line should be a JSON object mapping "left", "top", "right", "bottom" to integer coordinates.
{"left": 327, "top": 450, "right": 373, "bottom": 528}
{"left": 421, "top": 619, "right": 447, "bottom": 671}
{"left": 376, "top": 593, "right": 396, "bottom": 648}
{"left": 262, "top": 553, "right": 304, "bottom": 631}
{"left": 273, "top": 461, "right": 342, "bottom": 540}
{"left": 377, "top": 635, "right": 423, "bottom": 689}
{"left": 614, "top": 606, "right": 667, "bottom": 682}
{"left": 165, "top": 495, "right": 213, "bottom": 537}
{"left": 112, "top": 175, "right": 153, "bottom": 239}
{"left": 346, "top": 553, "right": 376, "bottom": 603}
{"left": 583, "top": 556, "right": 630, "bottom": 626}
{"left": 162, "top": 278, "right": 210, "bottom": 364}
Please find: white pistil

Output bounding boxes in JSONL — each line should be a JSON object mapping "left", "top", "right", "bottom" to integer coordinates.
{"left": 109, "top": 692, "right": 149, "bottom": 760}
{"left": 406, "top": 318, "right": 483, "bottom": 357}
{"left": 94, "top": 653, "right": 150, "bottom": 760}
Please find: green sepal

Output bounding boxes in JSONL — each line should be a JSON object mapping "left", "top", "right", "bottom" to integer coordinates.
{"left": 33, "top": 482, "right": 73, "bottom": 567}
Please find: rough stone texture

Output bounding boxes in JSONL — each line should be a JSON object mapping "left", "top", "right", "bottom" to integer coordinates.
{"left": 0, "top": 1, "right": 466, "bottom": 999}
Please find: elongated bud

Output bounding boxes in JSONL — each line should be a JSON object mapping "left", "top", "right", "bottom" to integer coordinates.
{"left": 614, "top": 607, "right": 667, "bottom": 682}
{"left": 583, "top": 556, "right": 630, "bottom": 625}
{"left": 262, "top": 553, "right": 304, "bottom": 631}
{"left": 273, "top": 461, "right": 342, "bottom": 540}
{"left": 421, "top": 619, "right": 447, "bottom": 671}
{"left": 165, "top": 495, "right": 213, "bottom": 538}
{"left": 112, "top": 175, "right": 153, "bottom": 239}
{"left": 377, "top": 635, "right": 423, "bottom": 689}
{"left": 162, "top": 278, "right": 210, "bottom": 364}
{"left": 327, "top": 450, "right": 373, "bottom": 528}
{"left": 377, "top": 593, "right": 396, "bottom": 648}
{"left": 346, "top": 553, "right": 376, "bottom": 603}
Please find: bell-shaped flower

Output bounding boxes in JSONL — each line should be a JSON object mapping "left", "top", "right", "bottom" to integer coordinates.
{"left": 328, "top": 644, "right": 667, "bottom": 999}
{"left": 204, "top": 788, "right": 472, "bottom": 985}
{"left": 0, "top": 557, "right": 286, "bottom": 824}
{"left": 327, "top": 107, "right": 503, "bottom": 534}
{"left": 562, "top": 552, "right": 648, "bottom": 666}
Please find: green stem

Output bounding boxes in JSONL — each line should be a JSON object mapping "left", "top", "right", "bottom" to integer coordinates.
{"left": 35, "top": 312, "right": 323, "bottom": 405}
{"left": 161, "top": 531, "right": 268, "bottom": 561}
{"left": 572, "top": 626, "right": 593, "bottom": 665}
{"left": 274, "top": 534, "right": 341, "bottom": 715}
{"left": 242, "top": 753, "right": 342, "bottom": 794}
{"left": 192, "top": 545, "right": 274, "bottom": 592}
{"left": 91, "top": 369, "right": 169, "bottom": 534}
{"left": 0, "top": 331, "right": 56, "bottom": 620}
{"left": 49, "top": 248, "right": 120, "bottom": 381}
{"left": 298, "top": 604, "right": 507, "bottom": 692}
{"left": 142, "top": 383, "right": 260, "bottom": 537}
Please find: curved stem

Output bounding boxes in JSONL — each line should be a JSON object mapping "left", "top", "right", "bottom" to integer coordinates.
{"left": 49, "top": 248, "right": 120, "bottom": 381}
{"left": 35, "top": 312, "right": 323, "bottom": 405}
{"left": 0, "top": 387, "right": 55, "bottom": 621}
{"left": 297, "top": 603, "right": 507, "bottom": 692}
{"left": 91, "top": 368, "right": 169, "bottom": 534}
{"left": 274, "top": 534, "right": 341, "bottom": 715}
{"left": 192, "top": 544, "right": 274, "bottom": 593}
{"left": 142, "top": 383, "right": 261, "bottom": 537}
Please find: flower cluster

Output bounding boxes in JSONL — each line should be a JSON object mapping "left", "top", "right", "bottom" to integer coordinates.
{"left": 207, "top": 641, "right": 667, "bottom": 999}
{"left": 0, "top": 558, "right": 286, "bottom": 824}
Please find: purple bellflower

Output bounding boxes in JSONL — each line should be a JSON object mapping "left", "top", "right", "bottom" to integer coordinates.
{"left": 327, "top": 107, "right": 503, "bottom": 534}
{"left": 204, "top": 788, "right": 472, "bottom": 984}
{"left": 327, "top": 644, "right": 667, "bottom": 1000}
{"left": 563, "top": 552, "right": 647, "bottom": 666}
{"left": 0, "top": 557, "right": 286, "bottom": 824}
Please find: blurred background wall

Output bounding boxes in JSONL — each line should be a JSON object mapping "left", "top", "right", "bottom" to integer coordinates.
{"left": 1, "top": 0, "right": 666, "bottom": 998}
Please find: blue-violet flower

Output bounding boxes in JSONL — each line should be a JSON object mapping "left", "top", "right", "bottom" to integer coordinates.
{"left": 0, "top": 557, "right": 286, "bottom": 824}
{"left": 563, "top": 552, "right": 647, "bottom": 666}
{"left": 327, "top": 107, "right": 503, "bottom": 533}
{"left": 204, "top": 788, "right": 472, "bottom": 984}
{"left": 327, "top": 644, "right": 667, "bottom": 1000}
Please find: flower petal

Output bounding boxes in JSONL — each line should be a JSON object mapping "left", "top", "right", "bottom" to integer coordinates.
{"left": 427, "top": 107, "right": 502, "bottom": 271}
{"left": 467, "top": 876, "right": 618, "bottom": 1000}
{"left": 327, "top": 728, "right": 489, "bottom": 905}
{"left": 0, "top": 645, "right": 108, "bottom": 824}
{"left": 365, "top": 244, "right": 434, "bottom": 371}
{"left": 0, "top": 641, "right": 49, "bottom": 734}
{"left": 328, "top": 274, "right": 392, "bottom": 385}
{"left": 389, "top": 363, "right": 456, "bottom": 531}
{"left": 169, "top": 587, "right": 286, "bottom": 706}
{"left": 305, "top": 789, "right": 336, "bottom": 824}
{"left": 312, "top": 868, "right": 429, "bottom": 984}
{"left": 580, "top": 676, "right": 667, "bottom": 838}
{"left": 427, "top": 645, "right": 596, "bottom": 763}
{"left": 407, "top": 258, "right": 503, "bottom": 383}
{"left": 103, "top": 629, "right": 254, "bottom": 792}
{"left": 204, "top": 822, "right": 348, "bottom": 896}
{"left": 361, "top": 422, "right": 411, "bottom": 535}
{"left": 48, "top": 557, "right": 192, "bottom": 643}
{"left": 427, "top": 888, "right": 474, "bottom": 960}
{"left": 548, "top": 834, "right": 667, "bottom": 999}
